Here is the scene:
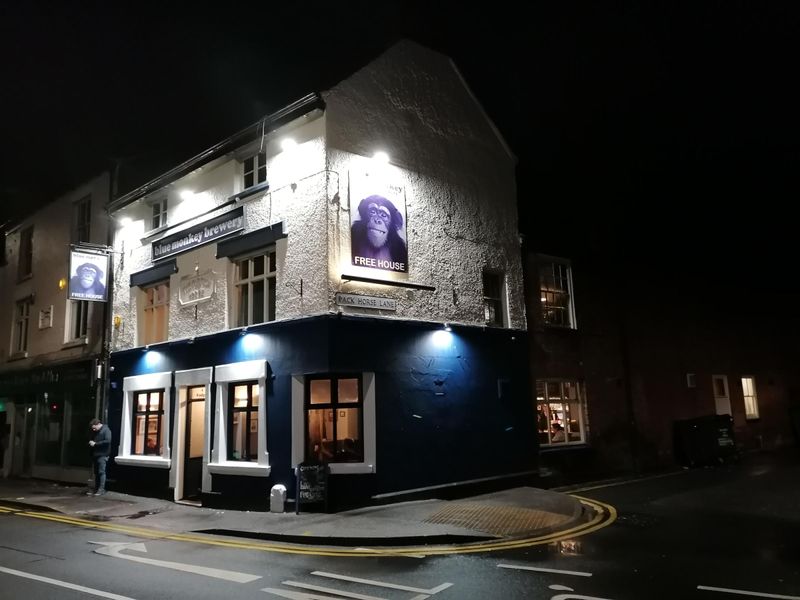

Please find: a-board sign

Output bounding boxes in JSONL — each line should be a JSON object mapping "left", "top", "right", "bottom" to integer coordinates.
{"left": 295, "top": 463, "right": 328, "bottom": 514}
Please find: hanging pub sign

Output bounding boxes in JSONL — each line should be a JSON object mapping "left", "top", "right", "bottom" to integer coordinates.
{"left": 152, "top": 206, "right": 244, "bottom": 262}
{"left": 350, "top": 179, "right": 408, "bottom": 273}
{"left": 69, "top": 249, "right": 110, "bottom": 302}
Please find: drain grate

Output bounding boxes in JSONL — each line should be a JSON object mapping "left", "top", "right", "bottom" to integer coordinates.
{"left": 424, "top": 503, "right": 572, "bottom": 537}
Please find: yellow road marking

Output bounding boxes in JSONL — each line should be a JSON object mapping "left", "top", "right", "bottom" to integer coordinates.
{"left": 0, "top": 496, "right": 616, "bottom": 557}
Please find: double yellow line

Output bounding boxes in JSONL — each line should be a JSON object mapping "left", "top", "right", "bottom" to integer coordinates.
{"left": 0, "top": 496, "right": 616, "bottom": 557}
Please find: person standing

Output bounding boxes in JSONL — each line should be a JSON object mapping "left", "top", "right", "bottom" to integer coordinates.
{"left": 87, "top": 418, "right": 111, "bottom": 496}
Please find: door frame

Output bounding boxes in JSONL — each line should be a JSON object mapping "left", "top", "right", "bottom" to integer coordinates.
{"left": 712, "top": 374, "right": 732, "bottom": 416}
{"left": 172, "top": 368, "right": 212, "bottom": 502}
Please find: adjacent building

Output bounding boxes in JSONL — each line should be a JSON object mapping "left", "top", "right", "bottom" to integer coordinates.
{"left": 106, "top": 42, "right": 534, "bottom": 508}
{"left": 0, "top": 173, "right": 110, "bottom": 481}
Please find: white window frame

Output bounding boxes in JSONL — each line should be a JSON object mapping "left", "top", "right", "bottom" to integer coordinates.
{"left": 150, "top": 198, "right": 168, "bottom": 231}
{"left": 18, "top": 225, "right": 33, "bottom": 280}
{"left": 537, "top": 380, "right": 587, "bottom": 447}
{"left": 292, "top": 372, "right": 377, "bottom": 474}
{"left": 116, "top": 371, "right": 172, "bottom": 468}
{"left": 741, "top": 376, "right": 760, "bottom": 420}
{"left": 65, "top": 300, "right": 90, "bottom": 343}
{"left": 172, "top": 367, "right": 213, "bottom": 501}
{"left": 139, "top": 281, "right": 170, "bottom": 345}
{"left": 482, "top": 270, "right": 508, "bottom": 328}
{"left": 232, "top": 249, "right": 277, "bottom": 327}
{"left": 209, "top": 360, "right": 270, "bottom": 477}
{"left": 538, "top": 255, "right": 577, "bottom": 329}
{"left": 243, "top": 151, "right": 267, "bottom": 190}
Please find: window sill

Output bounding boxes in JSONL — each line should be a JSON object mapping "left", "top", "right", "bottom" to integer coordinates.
{"left": 17, "top": 274, "right": 33, "bottom": 283}
{"left": 140, "top": 224, "right": 171, "bottom": 242}
{"left": 62, "top": 337, "right": 88, "bottom": 349}
{"left": 540, "top": 442, "right": 589, "bottom": 453}
{"left": 114, "top": 455, "right": 172, "bottom": 469}
{"left": 8, "top": 351, "right": 28, "bottom": 362}
{"left": 207, "top": 461, "right": 271, "bottom": 477}
{"left": 328, "top": 463, "right": 374, "bottom": 475}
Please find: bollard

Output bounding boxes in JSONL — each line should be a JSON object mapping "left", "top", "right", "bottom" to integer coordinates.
{"left": 270, "top": 484, "right": 287, "bottom": 513}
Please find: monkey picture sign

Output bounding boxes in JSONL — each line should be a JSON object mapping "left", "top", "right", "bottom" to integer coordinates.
{"left": 350, "top": 181, "right": 408, "bottom": 273}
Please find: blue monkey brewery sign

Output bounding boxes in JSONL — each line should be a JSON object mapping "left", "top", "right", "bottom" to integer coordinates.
{"left": 152, "top": 207, "right": 244, "bottom": 261}
{"left": 350, "top": 184, "right": 408, "bottom": 273}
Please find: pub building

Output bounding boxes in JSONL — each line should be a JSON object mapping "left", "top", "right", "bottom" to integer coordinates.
{"left": 107, "top": 41, "right": 536, "bottom": 508}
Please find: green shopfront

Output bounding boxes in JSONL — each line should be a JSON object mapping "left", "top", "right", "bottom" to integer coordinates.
{"left": 0, "top": 360, "right": 97, "bottom": 483}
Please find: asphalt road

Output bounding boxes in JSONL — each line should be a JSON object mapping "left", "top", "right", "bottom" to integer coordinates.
{"left": 1, "top": 449, "right": 798, "bottom": 600}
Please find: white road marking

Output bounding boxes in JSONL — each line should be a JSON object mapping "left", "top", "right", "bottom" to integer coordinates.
{"left": 698, "top": 585, "right": 800, "bottom": 599}
{"left": 283, "top": 580, "right": 388, "bottom": 599}
{"left": 311, "top": 571, "right": 452, "bottom": 594}
{"left": 90, "top": 540, "right": 261, "bottom": 583}
{"left": 550, "top": 585, "right": 576, "bottom": 591}
{"left": 0, "top": 565, "right": 139, "bottom": 600}
{"left": 262, "top": 589, "right": 351, "bottom": 600}
{"left": 498, "top": 563, "right": 593, "bottom": 577}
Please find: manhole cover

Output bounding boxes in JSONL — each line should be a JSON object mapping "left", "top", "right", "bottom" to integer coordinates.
{"left": 424, "top": 503, "right": 571, "bottom": 537}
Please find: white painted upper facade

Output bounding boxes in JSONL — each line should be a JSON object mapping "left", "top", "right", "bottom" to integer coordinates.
{"left": 110, "top": 41, "right": 525, "bottom": 352}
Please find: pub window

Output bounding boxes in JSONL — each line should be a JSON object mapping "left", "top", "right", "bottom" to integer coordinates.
{"left": 741, "top": 377, "right": 760, "bottom": 420}
{"left": 537, "top": 380, "right": 587, "bottom": 447}
{"left": 18, "top": 226, "right": 33, "bottom": 280}
{"left": 305, "top": 375, "right": 363, "bottom": 464}
{"left": 539, "top": 257, "right": 576, "bottom": 328}
{"left": 229, "top": 382, "right": 259, "bottom": 461}
{"left": 133, "top": 390, "right": 165, "bottom": 455}
{"left": 12, "top": 298, "right": 33, "bottom": 355}
{"left": 233, "top": 249, "right": 276, "bottom": 327}
{"left": 151, "top": 198, "right": 168, "bottom": 230}
{"left": 141, "top": 282, "right": 169, "bottom": 344}
{"left": 67, "top": 300, "right": 89, "bottom": 341}
{"left": 243, "top": 151, "right": 267, "bottom": 190}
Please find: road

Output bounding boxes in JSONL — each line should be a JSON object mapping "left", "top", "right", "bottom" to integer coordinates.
{"left": 1, "top": 450, "right": 798, "bottom": 599}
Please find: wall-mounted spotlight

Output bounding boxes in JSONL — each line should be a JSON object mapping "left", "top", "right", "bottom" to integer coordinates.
{"left": 180, "top": 190, "right": 195, "bottom": 201}
{"left": 281, "top": 138, "right": 297, "bottom": 152}
{"left": 372, "top": 151, "right": 390, "bottom": 164}
{"left": 143, "top": 344, "right": 150, "bottom": 353}
{"left": 240, "top": 327, "right": 249, "bottom": 336}
{"left": 58, "top": 278, "right": 67, "bottom": 291}
{"left": 113, "top": 315, "right": 122, "bottom": 329}
{"left": 444, "top": 322, "right": 452, "bottom": 332}
{"left": 119, "top": 217, "right": 133, "bottom": 228}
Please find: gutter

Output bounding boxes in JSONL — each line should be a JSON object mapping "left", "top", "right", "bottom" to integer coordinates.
{"left": 109, "top": 92, "right": 326, "bottom": 212}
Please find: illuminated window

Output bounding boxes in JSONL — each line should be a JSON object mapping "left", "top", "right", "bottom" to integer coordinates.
{"left": 482, "top": 270, "right": 506, "bottom": 327}
{"left": 305, "top": 375, "right": 363, "bottom": 464}
{"left": 229, "top": 382, "right": 259, "bottom": 461}
{"left": 537, "top": 380, "right": 587, "bottom": 446}
{"left": 151, "top": 198, "right": 168, "bottom": 230}
{"left": 234, "top": 250, "right": 276, "bottom": 327}
{"left": 243, "top": 151, "right": 267, "bottom": 189}
{"left": 132, "top": 390, "right": 165, "bottom": 455}
{"left": 741, "top": 377, "right": 759, "bottom": 420}
{"left": 142, "top": 282, "right": 169, "bottom": 344}
{"left": 539, "top": 257, "right": 576, "bottom": 328}
{"left": 12, "top": 298, "right": 33, "bottom": 354}
{"left": 18, "top": 226, "right": 33, "bottom": 280}
{"left": 73, "top": 195, "right": 91, "bottom": 243}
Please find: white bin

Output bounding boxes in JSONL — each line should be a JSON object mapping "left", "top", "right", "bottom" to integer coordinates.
{"left": 270, "top": 484, "right": 287, "bottom": 513}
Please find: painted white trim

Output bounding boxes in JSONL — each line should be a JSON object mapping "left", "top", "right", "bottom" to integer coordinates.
{"left": 114, "top": 456, "right": 171, "bottom": 469}
{"left": 119, "top": 371, "right": 173, "bottom": 468}
{"left": 173, "top": 367, "right": 213, "bottom": 501}
{"left": 210, "top": 360, "right": 270, "bottom": 476}
{"left": 290, "top": 371, "right": 376, "bottom": 474}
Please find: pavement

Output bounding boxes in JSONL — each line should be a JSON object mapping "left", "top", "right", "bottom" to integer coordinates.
{"left": 0, "top": 476, "right": 599, "bottom": 550}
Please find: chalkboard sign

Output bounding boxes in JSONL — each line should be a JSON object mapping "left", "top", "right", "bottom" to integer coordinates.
{"left": 295, "top": 463, "right": 328, "bottom": 514}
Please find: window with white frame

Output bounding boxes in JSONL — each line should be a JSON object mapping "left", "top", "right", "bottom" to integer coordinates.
{"left": 741, "top": 377, "right": 760, "bottom": 420}
{"left": 141, "top": 282, "right": 169, "bottom": 344}
{"left": 12, "top": 298, "right": 33, "bottom": 355}
{"left": 243, "top": 151, "right": 267, "bottom": 189}
{"left": 305, "top": 375, "right": 363, "bottom": 464}
{"left": 151, "top": 198, "right": 168, "bottom": 230}
{"left": 67, "top": 300, "right": 89, "bottom": 341}
{"left": 233, "top": 250, "right": 276, "bottom": 327}
{"left": 482, "top": 270, "right": 506, "bottom": 327}
{"left": 229, "top": 382, "right": 259, "bottom": 461}
{"left": 539, "top": 258, "right": 575, "bottom": 328}
{"left": 537, "top": 380, "right": 587, "bottom": 446}
{"left": 73, "top": 195, "right": 91, "bottom": 243}
{"left": 18, "top": 226, "right": 33, "bottom": 280}
{"left": 133, "top": 390, "right": 165, "bottom": 455}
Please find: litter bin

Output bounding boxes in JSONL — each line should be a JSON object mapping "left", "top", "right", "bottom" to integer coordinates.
{"left": 673, "top": 414, "right": 737, "bottom": 467}
{"left": 270, "top": 484, "right": 287, "bottom": 513}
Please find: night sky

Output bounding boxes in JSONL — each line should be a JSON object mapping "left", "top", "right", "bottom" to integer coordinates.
{"left": 2, "top": 3, "right": 799, "bottom": 287}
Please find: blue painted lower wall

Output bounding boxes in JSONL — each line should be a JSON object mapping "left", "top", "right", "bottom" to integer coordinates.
{"left": 107, "top": 314, "right": 537, "bottom": 509}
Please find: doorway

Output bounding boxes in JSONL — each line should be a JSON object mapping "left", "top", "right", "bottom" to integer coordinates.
{"left": 182, "top": 386, "right": 205, "bottom": 500}
{"left": 712, "top": 374, "right": 732, "bottom": 416}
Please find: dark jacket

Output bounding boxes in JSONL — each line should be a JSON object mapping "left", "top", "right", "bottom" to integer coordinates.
{"left": 91, "top": 424, "right": 112, "bottom": 457}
